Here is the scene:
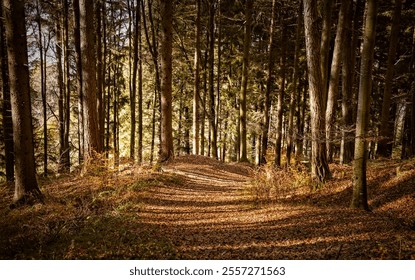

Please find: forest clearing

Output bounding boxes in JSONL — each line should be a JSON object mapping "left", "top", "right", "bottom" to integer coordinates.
{"left": 1, "top": 155, "right": 414, "bottom": 260}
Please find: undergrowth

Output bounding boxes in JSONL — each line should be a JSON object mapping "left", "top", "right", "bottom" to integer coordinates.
{"left": 250, "top": 164, "right": 312, "bottom": 204}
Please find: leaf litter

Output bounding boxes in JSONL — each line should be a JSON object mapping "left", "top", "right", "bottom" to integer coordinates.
{"left": 0, "top": 155, "right": 414, "bottom": 259}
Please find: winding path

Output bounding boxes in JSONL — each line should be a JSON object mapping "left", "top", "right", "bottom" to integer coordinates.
{"left": 138, "top": 156, "right": 414, "bottom": 259}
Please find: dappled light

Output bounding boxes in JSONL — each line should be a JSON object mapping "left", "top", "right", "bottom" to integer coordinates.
{"left": 1, "top": 155, "right": 414, "bottom": 259}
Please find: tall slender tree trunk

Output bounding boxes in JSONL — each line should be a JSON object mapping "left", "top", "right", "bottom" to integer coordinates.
{"left": 79, "top": 0, "right": 100, "bottom": 158}
{"left": 261, "top": 0, "right": 277, "bottom": 165}
{"left": 303, "top": 0, "right": 331, "bottom": 182}
{"left": 351, "top": 0, "right": 377, "bottom": 210}
{"left": 137, "top": 0, "right": 143, "bottom": 163}
{"left": 74, "top": 0, "right": 84, "bottom": 164}
{"left": 377, "top": 0, "right": 402, "bottom": 158}
{"left": 239, "top": 0, "right": 253, "bottom": 162}
{"left": 208, "top": 0, "right": 218, "bottom": 159}
{"left": 63, "top": 0, "right": 71, "bottom": 166}
{"left": 4, "top": 0, "right": 42, "bottom": 204}
{"left": 159, "top": 0, "right": 174, "bottom": 162}
{"left": 275, "top": 20, "right": 287, "bottom": 167}
{"left": 193, "top": 0, "right": 201, "bottom": 155}
{"left": 340, "top": 0, "right": 359, "bottom": 164}
{"left": 36, "top": 0, "right": 48, "bottom": 176}
{"left": 129, "top": 0, "right": 137, "bottom": 160}
{"left": 0, "top": 2, "right": 14, "bottom": 182}
{"left": 320, "top": 0, "right": 333, "bottom": 110}
{"left": 286, "top": 2, "right": 302, "bottom": 166}
{"left": 326, "top": 0, "right": 350, "bottom": 163}
{"left": 96, "top": 0, "right": 105, "bottom": 154}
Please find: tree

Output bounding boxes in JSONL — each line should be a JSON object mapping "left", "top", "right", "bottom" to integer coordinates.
{"left": 79, "top": 0, "right": 101, "bottom": 158}
{"left": 303, "top": 0, "right": 330, "bottom": 182}
{"left": 193, "top": 0, "right": 201, "bottom": 156}
{"left": 377, "top": 0, "right": 402, "bottom": 158}
{"left": 260, "top": 0, "right": 277, "bottom": 165}
{"left": 159, "top": 0, "right": 174, "bottom": 162}
{"left": 351, "top": 0, "right": 377, "bottom": 210}
{"left": 239, "top": 0, "right": 253, "bottom": 162}
{"left": 4, "top": 0, "right": 42, "bottom": 204}
{"left": 325, "top": 0, "right": 350, "bottom": 162}
{"left": 0, "top": 1, "right": 14, "bottom": 182}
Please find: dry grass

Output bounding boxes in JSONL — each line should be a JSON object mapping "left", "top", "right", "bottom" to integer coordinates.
{"left": 0, "top": 156, "right": 414, "bottom": 259}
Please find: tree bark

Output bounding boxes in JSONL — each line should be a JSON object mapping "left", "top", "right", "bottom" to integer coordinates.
{"left": 340, "top": 0, "right": 360, "bottom": 165}
{"left": 377, "top": 0, "right": 402, "bottom": 158}
{"left": 351, "top": 0, "right": 377, "bottom": 210}
{"left": 208, "top": 0, "right": 218, "bottom": 159}
{"left": 320, "top": 0, "right": 333, "bottom": 110}
{"left": 79, "top": 0, "right": 100, "bottom": 158}
{"left": 4, "top": 0, "right": 42, "bottom": 204}
{"left": 303, "top": 0, "right": 331, "bottom": 182}
{"left": 0, "top": 2, "right": 14, "bottom": 182}
{"left": 239, "top": 0, "right": 253, "bottom": 162}
{"left": 261, "top": 0, "right": 277, "bottom": 165}
{"left": 286, "top": 2, "right": 302, "bottom": 166}
{"left": 193, "top": 0, "right": 201, "bottom": 155}
{"left": 159, "top": 0, "right": 174, "bottom": 162}
{"left": 325, "top": 0, "right": 350, "bottom": 163}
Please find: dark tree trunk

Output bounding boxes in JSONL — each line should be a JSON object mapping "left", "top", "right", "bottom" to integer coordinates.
{"left": 377, "top": 0, "right": 402, "bottom": 158}
{"left": 193, "top": 0, "right": 201, "bottom": 155}
{"left": 351, "top": 0, "right": 377, "bottom": 210}
{"left": 4, "top": 0, "right": 42, "bottom": 204}
{"left": 0, "top": 2, "right": 14, "bottom": 182}
{"left": 286, "top": 2, "right": 302, "bottom": 166}
{"left": 261, "top": 0, "right": 277, "bottom": 165}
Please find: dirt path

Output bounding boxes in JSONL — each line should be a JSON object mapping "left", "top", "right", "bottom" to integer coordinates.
{"left": 137, "top": 156, "right": 415, "bottom": 259}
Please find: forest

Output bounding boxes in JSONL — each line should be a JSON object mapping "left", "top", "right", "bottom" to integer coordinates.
{"left": 0, "top": 0, "right": 415, "bottom": 259}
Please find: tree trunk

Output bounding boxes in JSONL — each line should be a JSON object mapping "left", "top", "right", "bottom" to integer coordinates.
{"left": 377, "top": 0, "right": 402, "bottom": 158}
{"left": 79, "top": 0, "right": 100, "bottom": 158}
{"left": 239, "top": 0, "right": 253, "bottom": 162}
{"left": 63, "top": 0, "right": 71, "bottom": 166}
{"left": 320, "top": 0, "right": 333, "bottom": 110}
{"left": 0, "top": 2, "right": 14, "bottom": 182}
{"left": 96, "top": 0, "right": 105, "bottom": 155}
{"left": 326, "top": 0, "right": 350, "bottom": 163}
{"left": 137, "top": 0, "right": 143, "bottom": 163}
{"left": 286, "top": 2, "right": 302, "bottom": 166}
{"left": 303, "top": 0, "right": 331, "bottom": 182}
{"left": 261, "top": 0, "right": 277, "bottom": 165}
{"left": 208, "top": 0, "right": 218, "bottom": 159}
{"left": 159, "top": 0, "right": 174, "bottom": 162}
{"left": 340, "top": 0, "right": 359, "bottom": 165}
{"left": 351, "top": 0, "right": 377, "bottom": 210}
{"left": 36, "top": 0, "right": 48, "bottom": 176}
{"left": 4, "top": 0, "right": 42, "bottom": 204}
{"left": 275, "top": 19, "right": 287, "bottom": 167}
{"left": 193, "top": 0, "right": 201, "bottom": 155}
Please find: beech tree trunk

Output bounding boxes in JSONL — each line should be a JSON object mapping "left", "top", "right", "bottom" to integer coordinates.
{"left": 4, "top": 0, "right": 42, "bottom": 204}
{"left": 303, "top": 0, "right": 331, "bottom": 182}
{"left": 351, "top": 0, "right": 377, "bottom": 210}
{"left": 159, "top": 0, "right": 174, "bottom": 162}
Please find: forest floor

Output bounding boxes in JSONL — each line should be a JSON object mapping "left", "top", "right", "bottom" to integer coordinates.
{"left": 1, "top": 155, "right": 415, "bottom": 259}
